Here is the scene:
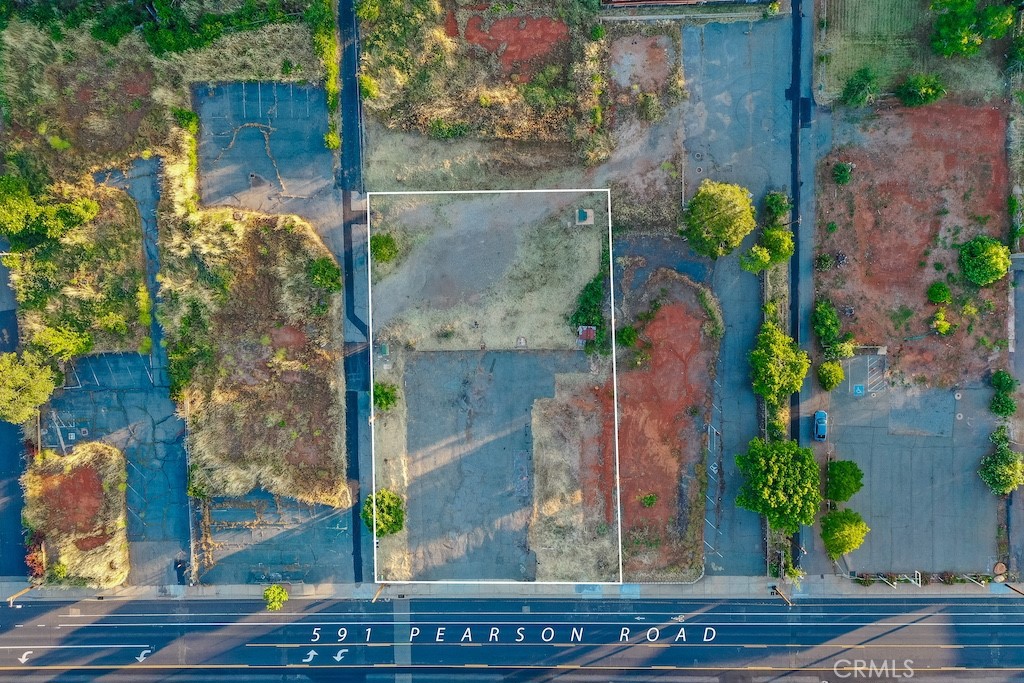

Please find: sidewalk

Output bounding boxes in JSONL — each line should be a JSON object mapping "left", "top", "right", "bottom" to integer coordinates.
{"left": 1, "top": 573, "right": 1006, "bottom": 605}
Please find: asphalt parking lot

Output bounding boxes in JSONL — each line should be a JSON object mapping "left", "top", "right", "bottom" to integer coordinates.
{"left": 803, "top": 356, "right": 998, "bottom": 575}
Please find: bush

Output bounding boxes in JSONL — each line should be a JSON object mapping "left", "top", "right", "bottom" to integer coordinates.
{"left": 896, "top": 74, "right": 946, "bottom": 107}
{"left": 590, "top": 24, "right": 606, "bottom": 41}
{"left": 636, "top": 92, "right": 664, "bottom": 121}
{"left": 826, "top": 460, "right": 864, "bottom": 502}
{"left": 979, "top": 426, "right": 1024, "bottom": 495}
{"left": 991, "top": 369, "right": 1019, "bottom": 394}
{"left": 31, "top": 325, "right": 92, "bottom": 362}
{"left": 832, "top": 162, "right": 853, "bottom": 185}
{"left": 991, "top": 391, "right": 1017, "bottom": 418}
{"left": 617, "top": 325, "right": 638, "bottom": 348}
{"left": 569, "top": 274, "right": 605, "bottom": 330}
{"left": 429, "top": 119, "right": 470, "bottom": 139}
{"left": 374, "top": 381, "right": 399, "bottom": 411}
{"left": 761, "top": 225, "right": 794, "bottom": 263}
{"left": 927, "top": 281, "right": 951, "bottom": 304}
{"left": 640, "top": 493, "right": 658, "bottom": 508}
{"left": 370, "top": 233, "right": 399, "bottom": 263}
{"left": 931, "top": 308, "right": 955, "bottom": 335}
{"left": 820, "top": 509, "right": 870, "bottom": 560}
{"left": 324, "top": 128, "right": 341, "bottom": 150}
{"left": 681, "top": 179, "right": 757, "bottom": 258}
{"left": 361, "top": 489, "right": 405, "bottom": 536}
{"left": 358, "top": 74, "right": 380, "bottom": 100}
{"left": 764, "top": 191, "right": 792, "bottom": 223}
{"left": 812, "top": 299, "right": 841, "bottom": 347}
{"left": 817, "top": 360, "right": 845, "bottom": 391}
{"left": 736, "top": 438, "right": 821, "bottom": 534}
{"left": 959, "top": 235, "right": 1010, "bottom": 286}
{"left": 839, "top": 68, "right": 878, "bottom": 108}
{"left": 172, "top": 108, "right": 200, "bottom": 136}
{"left": 307, "top": 257, "right": 342, "bottom": 292}
{"left": 263, "top": 584, "right": 289, "bottom": 611}
{"left": 815, "top": 252, "right": 837, "bottom": 271}
{"left": 740, "top": 244, "right": 772, "bottom": 273}
{"left": 749, "top": 321, "right": 810, "bottom": 408}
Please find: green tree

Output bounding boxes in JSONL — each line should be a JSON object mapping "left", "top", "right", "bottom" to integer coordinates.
{"left": 263, "top": 584, "right": 289, "bottom": 611}
{"left": 740, "top": 244, "right": 772, "bottom": 273}
{"left": 736, "top": 438, "right": 821, "bottom": 534}
{"left": 817, "top": 360, "right": 845, "bottom": 391}
{"left": 826, "top": 460, "right": 864, "bottom": 502}
{"left": 980, "top": 3, "right": 1014, "bottom": 39}
{"left": 896, "top": 74, "right": 947, "bottom": 107}
{"left": 820, "top": 509, "right": 870, "bottom": 560}
{"left": 991, "top": 369, "right": 1019, "bottom": 394}
{"left": 617, "top": 325, "right": 639, "bottom": 348}
{"left": 812, "top": 298, "right": 841, "bottom": 346}
{"left": 979, "top": 425, "right": 1024, "bottom": 495}
{"left": 764, "top": 191, "right": 792, "bottom": 223}
{"left": 361, "top": 489, "right": 405, "bottom": 536}
{"left": 0, "top": 352, "right": 56, "bottom": 424}
{"left": 681, "top": 179, "right": 757, "bottom": 258}
{"left": 927, "top": 281, "right": 952, "bottom": 304}
{"left": 991, "top": 391, "right": 1017, "bottom": 418}
{"left": 959, "top": 235, "right": 1010, "bottom": 286}
{"left": 930, "top": 0, "right": 984, "bottom": 57}
{"left": 761, "top": 225, "right": 794, "bottom": 262}
{"left": 0, "top": 175, "right": 39, "bottom": 235}
{"left": 374, "top": 381, "right": 399, "bottom": 411}
{"left": 31, "top": 325, "right": 93, "bottom": 362}
{"left": 307, "top": 256, "right": 342, "bottom": 292}
{"left": 839, "top": 68, "right": 878, "bottom": 107}
{"left": 749, "top": 321, "right": 810, "bottom": 407}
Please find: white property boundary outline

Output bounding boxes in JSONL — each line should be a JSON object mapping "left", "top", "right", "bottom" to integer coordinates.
{"left": 366, "top": 188, "right": 623, "bottom": 585}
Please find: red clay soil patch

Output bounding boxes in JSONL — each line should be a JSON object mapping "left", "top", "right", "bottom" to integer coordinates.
{"left": 74, "top": 533, "right": 113, "bottom": 552}
{"left": 39, "top": 465, "right": 103, "bottom": 535}
{"left": 270, "top": 325, "right": 308, "bottom": 350}
{"left": 817, "top": 103, "right": 1010, "bottom": 385}
{"left": 444, "top": 9, "right": 459, "bottom": 38}
{"left": 463, "top": 14, "right": 569, "bottom": 77}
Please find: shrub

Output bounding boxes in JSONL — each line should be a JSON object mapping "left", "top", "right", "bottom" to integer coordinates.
{"left": 839, "top": 68, "right": 878, "bottom": 107}
{"left": 979, "top": 426, "right": 1024, "bottom": 495}
{"left": 815, "top": 252, "right": 837, "bottom": 271}
{"left": 959, "top": 235, "right": 1010, "bottom": 286}
{"left": 896, "top": 74, "right": 946, "bottom": 107}
{"left": 263, "top": 584, "right": 289, "bottom": 611}
{"left": 812, "top": 299, "right": 841, "bottom": 346}
{"left": 991, "top": 391, "right": 1017, "bottom": 418}
{"left": 991, "top": 370, "right": 1019, "bottom": 394}
{"left": 370, "top": 233, "right": 399, "bottom": 263}
{"left": 324, "top": 128, "right": 341, "bottom": 150}
{"left": 570, "top": 274, "right": 605, "bottom": 330}
{"left": 832, "top": 162, "right": 853, "bottom": 185}
{"left": 636, "top": 92, "right": 664, "bottom": 121}
{"left": 927, "top": 281, "right": 951, "bottom": 304}
{"left": 31, "top": 325, "right": 92, "bottom": 362}
{"left": 172, "top": 108, "right": 200, "bottom": 136}
{"left": 617, "top": 325, "right": 638, "bottom": 348}
{"left": 429, "top": 119, "right": 470, "bottom": 139}
{"left": 358, "top": 74, "right": 380, "bottom": 100}
{"left": 307, "top": 257, "right": 342, "bottom": 292}
{"left": 740, "top": 244, "right": 773, "bottom": 273}
{"left": 930, "top": 308, "right": 955, "bottom": 335}
{"left": 374, "top": 382, "right": 399, "bottom": 411}
{"left": 590, "top": 24, "right": 606, "bottom": 41}
{"left": 361, "top": 489, "right": 405, "bottom": 536}
{"left": 761, "top": 225, "right": 794, "bottom": 263}
{"left": 820, "top": 509, "right": 870, "bottom": 560}
{"left": 640, "top": 493, "right": 658, "bottom": 508}
{"left": 826, "top": 460, "right": 864, "bottom": 502}
{"left": 681, "top": 179, "right": 757, "bottom": 258}
{"left": 764, "top": 191, "right": 792, "bottom": 223}
{"left": 818, "top": 360, "right": 845, "bottom": 391}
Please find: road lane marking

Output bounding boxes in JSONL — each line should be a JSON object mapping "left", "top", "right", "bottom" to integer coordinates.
{"left": 0, "top": 645, "right": 150, "bottom": 649}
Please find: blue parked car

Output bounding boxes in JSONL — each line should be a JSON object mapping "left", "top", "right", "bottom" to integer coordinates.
{"left": 814, "top": 410, "right": 828, "bottom": 442}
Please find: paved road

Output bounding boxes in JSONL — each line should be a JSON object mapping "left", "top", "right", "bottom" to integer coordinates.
{"left": 3, "top": 597, "right": 1024, "bottom": 680}
{"left": 0, "top": 251, "right": 22, "bottom": 578}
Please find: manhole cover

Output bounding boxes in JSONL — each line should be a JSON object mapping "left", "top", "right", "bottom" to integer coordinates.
{"left": 954, "top": 391, "right": 962, "bottom": 400}
{"left": 956, "top": 413, "right": 964, "bottom": 420}
{"left": 696, "top": 167, "right": 703, "bottom": 173}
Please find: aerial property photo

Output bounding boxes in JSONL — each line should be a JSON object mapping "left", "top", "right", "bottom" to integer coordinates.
{"left": 4, "top": 0, "right": 1024, "bottom": 679}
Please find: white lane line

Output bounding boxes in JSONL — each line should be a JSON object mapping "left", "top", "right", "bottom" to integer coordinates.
{"left": 0, "top": 645, "right": 150, "bottom": 649}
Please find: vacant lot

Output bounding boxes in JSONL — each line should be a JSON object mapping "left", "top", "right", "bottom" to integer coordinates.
{"left": 815, "top": 0, "right": 1005, "bottom": 103}
{"left": 816, "top": 104, "right": 1010, "bottom": 386}
{"left": 21, "top": 442, "right": 129, "bottom": 588}
{"left": 161, "top": 213, "right": 348, "bottom": 508}
{"left": 370, "top": 191, "right": 608, "bottom": 350}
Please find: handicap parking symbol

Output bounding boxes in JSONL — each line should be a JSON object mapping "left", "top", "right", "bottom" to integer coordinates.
{"left": 853, "top": 384, "right": 865, "bottom": 396}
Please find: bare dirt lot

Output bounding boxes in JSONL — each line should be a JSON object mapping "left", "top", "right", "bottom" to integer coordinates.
{"left": 370, "top": 191, "right": 607, "bottom": 350}
{"left": 816, "top": 103, "right": 1011, "bottom": 386}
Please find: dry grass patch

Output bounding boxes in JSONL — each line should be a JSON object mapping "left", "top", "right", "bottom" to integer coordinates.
{"left": 371, "top": 345, "right": 412, "bottom": 580}
{"left": 160, "top": 209, "right": 348, "bottom": 508}
{"left": 21, "top": 442, "right": 129, "bottom": 588}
